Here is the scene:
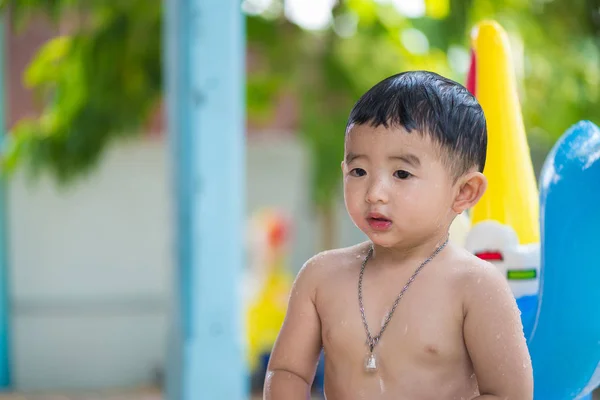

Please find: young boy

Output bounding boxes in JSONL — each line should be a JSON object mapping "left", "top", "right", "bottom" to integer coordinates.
{"left": 264, "top": 71, "right": 533, "bottom": 399}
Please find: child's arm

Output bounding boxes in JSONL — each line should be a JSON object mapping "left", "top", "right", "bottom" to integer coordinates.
{"left": 264, "top": 256, "right": 324, "bottom": 400}
{"left": 463, "top": 264, "right": 534, "bottom": 400}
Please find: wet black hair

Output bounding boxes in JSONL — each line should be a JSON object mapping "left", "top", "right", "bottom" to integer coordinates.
{"left": 346, "top": 70, "right": 487, "bottom": 178}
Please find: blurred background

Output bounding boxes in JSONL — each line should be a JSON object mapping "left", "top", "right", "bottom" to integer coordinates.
{"left": 0, "top": 0, "right": 598, "bottom": 399}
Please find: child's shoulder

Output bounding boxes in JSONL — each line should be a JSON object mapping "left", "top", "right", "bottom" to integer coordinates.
{"left": 289, "top": 243, "right": 370, "bottom": 305}
{"left": 447, "top": 245, "right": 514, "bottom": 309}
{"left": 449, "top": 244, "right": 502, "bottom": 277}
{"left": 295, "top": 242, "right": 371, "bottom": 285}
{"left": 301, "top": 241, "right": 371, "bottom": 273}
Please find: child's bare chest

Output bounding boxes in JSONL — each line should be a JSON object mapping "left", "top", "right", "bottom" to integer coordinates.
{"left": 316, "top": 265, "right": 465, "bottom": 369}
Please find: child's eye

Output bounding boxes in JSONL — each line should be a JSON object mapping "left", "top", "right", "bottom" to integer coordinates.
{"left": 394, "top": 170, "right": 412, "bottom": 179}
{"left": 349, "top": 168, "right": 367, "bottom": 177}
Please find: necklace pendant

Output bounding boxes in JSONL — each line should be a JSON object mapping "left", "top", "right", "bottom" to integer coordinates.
{"left": 364, "top": 352, "right": 378, "bottom": 372}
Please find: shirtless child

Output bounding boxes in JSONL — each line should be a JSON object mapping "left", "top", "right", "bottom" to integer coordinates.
{"left": 264, "top": 71, "right": 533, "bottom": 400}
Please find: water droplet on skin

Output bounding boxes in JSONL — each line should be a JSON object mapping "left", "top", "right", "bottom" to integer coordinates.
{"left": 496, "top": 333, "right": 502, "bottom": 339}
{"left": 264, "top": 371, "right": 274, "bottom": 392}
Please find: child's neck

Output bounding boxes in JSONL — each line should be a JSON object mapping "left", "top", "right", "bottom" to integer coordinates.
{"left": 370, "top": 231, "right": 450, "bottom": 269}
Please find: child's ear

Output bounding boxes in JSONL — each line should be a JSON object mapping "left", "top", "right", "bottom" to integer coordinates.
{"left": 452, "top": 172, "right": 487, "bottom": 214}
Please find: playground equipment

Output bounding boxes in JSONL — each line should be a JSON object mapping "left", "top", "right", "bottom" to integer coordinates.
{"left": 245, "top": 210, "right": 294, "bottom": 377}
{"left": 465, "top": 20, "right": 541, "bottom": 337}
{"left": 529, "top": 121, "right": 600, "bottom": 399}
{"left": 464, "top": 20, "right": 600, "bottom": 399}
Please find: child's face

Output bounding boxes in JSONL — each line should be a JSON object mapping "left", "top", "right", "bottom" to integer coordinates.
{"left": 343, "top": 124, "right": 458, "bottom": 248}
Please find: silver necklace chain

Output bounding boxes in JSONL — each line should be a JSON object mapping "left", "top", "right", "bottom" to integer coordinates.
{"left": 358, "top": 237, "right": 449, "bottom": 352}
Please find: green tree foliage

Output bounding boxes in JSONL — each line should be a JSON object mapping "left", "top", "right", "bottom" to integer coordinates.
{"left": 2, "top": 0, "right": 161, "bottom": 181}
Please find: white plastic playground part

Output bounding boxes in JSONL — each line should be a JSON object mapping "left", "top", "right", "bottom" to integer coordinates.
{"left": 465, "top": 220, "right": 540, "bottom": 299}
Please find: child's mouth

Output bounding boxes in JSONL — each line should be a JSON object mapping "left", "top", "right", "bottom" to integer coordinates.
{"left": 366, "top": 213, "right": 392, "bottom": 231}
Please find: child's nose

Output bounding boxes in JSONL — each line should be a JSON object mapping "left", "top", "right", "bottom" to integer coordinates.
{"left": 366, "top": 178, "right": 389, "bottom": 204}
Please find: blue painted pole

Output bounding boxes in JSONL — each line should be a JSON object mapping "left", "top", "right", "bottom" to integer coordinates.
{"left": 164, "top": 0, "right": 246, "bottom": 399}
{"left": 0, "top": 14, "right": 11, "bottom": 389}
